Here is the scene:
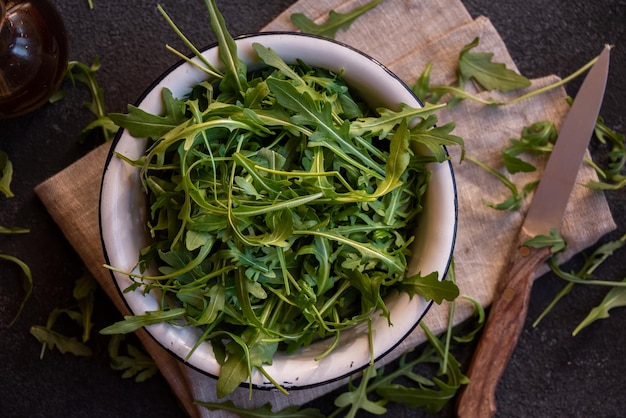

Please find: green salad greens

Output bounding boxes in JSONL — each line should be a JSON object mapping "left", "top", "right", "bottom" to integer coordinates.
{"left": 102, "top": 0, "right": 460, "bottom": 397}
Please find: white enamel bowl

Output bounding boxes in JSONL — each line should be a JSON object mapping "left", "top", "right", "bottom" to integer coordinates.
{"left": 99, "top": 32, "right": 457, "bottom": 390}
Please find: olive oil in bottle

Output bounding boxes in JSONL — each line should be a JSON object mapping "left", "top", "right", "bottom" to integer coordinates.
{"left": 0, "top": 0, "right": 69, "bottom": 119}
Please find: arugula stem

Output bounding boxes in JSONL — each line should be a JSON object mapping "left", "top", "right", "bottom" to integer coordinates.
{"left": 431, "top": 51, "right": 601, "bottom": 107}
{"left": 157, "top": 5, "right": 222, "bottom": 77}
{"left": 257, "top": 366, "right": 289, "bottom": 395}
{"left": 548, "top": 258, "right": 626, "bottom": 287}
{"left": 441, "top": 258, "right": 456, "bottom": 373}
{"left": 504, "top": 54, "right": 600, "bottom": 105}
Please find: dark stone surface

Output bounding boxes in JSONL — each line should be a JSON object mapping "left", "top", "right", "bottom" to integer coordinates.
{"left": 1, "top": 0, "right": 624, "bottom": 417}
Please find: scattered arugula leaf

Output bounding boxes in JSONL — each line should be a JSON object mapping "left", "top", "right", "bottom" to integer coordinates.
{"left": 533, "top": 235, "right": 626, "bottom": 328}
{"left": 530, "top": 233, "right": 626, "bottom": 335}
{"left": 30, "top": 325, "right": 93, "bottom": 357}
{"left": 585, "top": 116, "right": 626, "bottom": 190}
{"left": 109, "top": 88, "right": 186, "bottom": 139}
{"left": 547, "top": 255, "right": 626, "bottom": 289}
{"left": 415, "top": 38, "right": 603, "bottom": 107}
{"left": 328, "top": 318, "right": 471, "bottom": 417}
{"left": 30, "top": 273, "right": 97, "bottom": 357}
{"left": 0, "top": 149, "right": 15, "bottom": 198}
{"left": 572, "top": 278, "right": 626, "bottom": 336}
{"left": 453, "top": 295, "right": 485, "bottom": 343}
{"left": 524, "top": 228, "right": 567, "bottom": 254}
{"left": 399, "top": 271, "right": 460, "bottom": 304}
{"left": 108, "top": 334, "right": 158, "bottom": 382}
{"left": 335, "top": 364, "right": 387, "bottom": 417}
{"left": 65, "top": 57, "right": 118, "bottom": 142}
{"left": 290, "top": 0, "right": 382, "bottom": 39}
{"left": 503, "top": 121, "right": 557, "bottom": 173}
{"left": 457, "top": 37, "right": 531, "bottom": 92}
{"left": 0, "top": 226, "right": 29, "bottom": 234}
{"left": 100, "top": 308, "right": 187, "bottom": 335}
{"left": 1, "top": 254, "right": 33, "bottom": 327}
{"left": 466, "top": 155, "right": 538, "bottom": 211}
{"left": 73, "top": 273, "right": 98, "bottom": 342}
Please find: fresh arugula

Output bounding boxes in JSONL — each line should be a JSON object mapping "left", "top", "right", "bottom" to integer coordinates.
{"left": 533, "top": 234, "right": 626, "bottom": 330}
{"left": 104, "top": 1, "right": 461, "bottom": 397}
{"left": 573, "top": 277, "right": 626, "bottom": 336}
{"left": 416, "top": 38, "right": 604, "bottom": 107}
{"left": 290, "top": 0, "right": 382, "bottom": 39}
{"left": 457, "top": 37, "right": 531, "bottom": 92}
{"left": 1, "top": 254, "right": 33, "bottom": 327}
{"left": 466, "top": 155, "right": 538, "bottom": 211}
{"left": 524, "top": 228, "right": 567, "bottom": 254}
{"left": 64, "top": 57, "right": 118, "bottom": 142}
{"left": 585, "top": 116, "right": 626, "bottom": 190}
{"left": 108, "top": 334, "right": 158, "bottom": 382}
{"left": 30, "top": 325, "right": 93, "bottom": 357}
{"left": 0, "top": 149, "right": 14, "bottom": 198}
{"left": 503, "top": 121, "right": 557, "bottom": 174}
{"left": 199, "top": 304, "right": 484, "bottom": 417}
{"left": 1, "top": 143, "right": 33, "bottom": 329}
{"left": 29, "top": 272, "right": 158, "bottom": 381}
{"left": 30, "top": 273, "right": 97, "bottom": 358}
{"left": 0, "top": 225, "right": 29, "bottom": 234}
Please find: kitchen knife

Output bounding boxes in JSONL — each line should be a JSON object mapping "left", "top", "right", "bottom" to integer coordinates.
{"left": 456, "top": 45, "right": 611, "bottom": 418}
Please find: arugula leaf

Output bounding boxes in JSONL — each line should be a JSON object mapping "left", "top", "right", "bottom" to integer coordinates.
{"left": 1, "top": 254, "right": 33, "bottom": 326}
{"left": 458, "top": 37, "right": 531, "bottom": 92}
{"left": 73, "top": 274, "right": 98, "bottom": 342}
{"left": 334, "top": 365, "right": 387, "bottom": 417}
{"left": 572, "top": 278, "right": 626, "bottom": 335}
{"left": 65, "top": 57, "right": 119, "bottom": 142}
{"left": 412, "top": 61, "right": 437, "bottom": 104}
{"left": 523, "top": 228, "right": 567, "bottom": 254}
{"left": 467, "top": 155, "right": 538, "bottom": 211}
{"left": 453, "top": 295, "right": 485, "bottom": 343}
{"left": 109, "top": 88, "right": 186, "bottom": 139}
{"left": 533, "top": 234, "right": 626, "bottom": 328}
{"left": 409, "top": 117, "right": 465, "bottom": 163}
{"left": 252, "top": 43, "right": 305, "bottom": 85}
{"left": 0, "top": 150, "right": 15, "bottom": 198}
{"left": 376, "top": 379, "right": 457, "bottom": 414}
{"left": 290, "top": 0, "right": 382, "bottom": 39}
{"left": 585, "top": 116, "right": 626, "bottom": 190}
{"left": 371, "top": 118, "right": 410, "bottom": 197}
{"left": 0, "top": 225, "right": 29, "bottom": 234}
{"left": 30, "top": 325, "right": 93, "bottom": 357}
{"left": 99, "top": 308, "right": 187, "bottom": 334}
{"left": 31, "top": 274, "right": 98, "bottom": 358}
{"left": 108, "top": 334, "right": 158, "bottom": 382}
{"left": 399, "top": 271, "right": 460, "bottom": 304}
{"left": 204, "top": 0, "right": 248, "bottom": 98}
{"left": 503, "top": 121, "right": 556, "bottom": 173}
{"left": 350, "top": 103, "right": 446, "bottom": 139}
{"left": 267, "top": 77, "right": 384, "bottom": 178}
{"left": 585, "top": 176, "right": 626, "bottom": 190}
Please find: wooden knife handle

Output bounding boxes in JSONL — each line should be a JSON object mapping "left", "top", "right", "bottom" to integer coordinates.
{"left": 456, "top": 232, "right": 552, "bottom": 418}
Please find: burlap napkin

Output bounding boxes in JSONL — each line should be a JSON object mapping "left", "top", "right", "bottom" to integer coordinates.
{"left": 35, "top": 0, "right": 616, "bottom": 416}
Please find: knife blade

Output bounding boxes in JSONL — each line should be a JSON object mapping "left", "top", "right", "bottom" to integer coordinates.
{"left": 456, "top": 45, "right": 611, "bottom": 418}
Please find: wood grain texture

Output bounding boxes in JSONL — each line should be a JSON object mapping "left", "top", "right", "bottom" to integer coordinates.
{"left": 456, "top": 231, "right": 552, "bottom": 418}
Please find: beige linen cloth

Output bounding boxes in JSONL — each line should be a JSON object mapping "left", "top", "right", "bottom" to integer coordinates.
{"left": 35, "top": 0, "right": 615, "bottom": 416}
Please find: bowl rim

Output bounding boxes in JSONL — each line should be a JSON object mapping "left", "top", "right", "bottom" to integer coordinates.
{"left": 99, "top": 30, "right": 458, "bottom": 390}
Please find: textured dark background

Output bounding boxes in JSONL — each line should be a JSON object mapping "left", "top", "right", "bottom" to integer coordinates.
{"left": 1, "top": 0, "right": 625, "bottom": 417}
